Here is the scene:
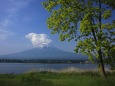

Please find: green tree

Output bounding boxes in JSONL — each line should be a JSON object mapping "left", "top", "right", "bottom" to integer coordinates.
{"left": 43, "top": 0, "right": 115, "bottom": 78}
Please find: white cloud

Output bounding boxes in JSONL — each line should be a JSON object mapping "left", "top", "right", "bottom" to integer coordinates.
{"left": 25, "top": 33, "right": 52, "bottom": 48}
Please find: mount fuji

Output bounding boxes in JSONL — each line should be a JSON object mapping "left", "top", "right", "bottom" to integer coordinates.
{"left": 0, "top": 47, "right": 88, "bottom": 60}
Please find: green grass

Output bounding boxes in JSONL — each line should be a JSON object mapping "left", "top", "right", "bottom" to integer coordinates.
{"left": 0, "top": 71, "right": 115, "bottom": 86}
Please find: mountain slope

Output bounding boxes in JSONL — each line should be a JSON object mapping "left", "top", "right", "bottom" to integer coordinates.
{"left": 0, "top": 47, "right": 87, "bottom": 60}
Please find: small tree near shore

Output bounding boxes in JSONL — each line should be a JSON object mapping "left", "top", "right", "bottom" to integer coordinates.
{"left": 43, "top": 0, "right": 115, "bottom": 78}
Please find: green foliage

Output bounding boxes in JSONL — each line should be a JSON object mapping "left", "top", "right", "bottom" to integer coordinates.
{"left": 102, "top": 10, "right": 112, "bottom": 19}
{"left": 43, "top": 0, "right": 83, "bottom": 42}
{"left": 101, "top": 0, "right": 115, "bottom": 9}
{"left": 43, "top": 0, "right": 115, "bottom": 75}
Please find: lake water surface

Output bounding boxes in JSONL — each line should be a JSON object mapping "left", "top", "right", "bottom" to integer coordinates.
{"left": 0, "top": 63, "right": 100, "bottom": 74}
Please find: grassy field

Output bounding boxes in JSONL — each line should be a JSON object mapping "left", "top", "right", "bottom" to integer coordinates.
{"left": 0, "top": 71, "right": 115, "bottom": 86}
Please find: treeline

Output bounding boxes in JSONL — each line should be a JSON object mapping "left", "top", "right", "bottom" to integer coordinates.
{"left": 0, "top": 59, "right": 88, "bottom": 64}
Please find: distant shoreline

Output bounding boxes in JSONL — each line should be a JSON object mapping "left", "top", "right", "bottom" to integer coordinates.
{"left": 0, "top": 59, "right": 91, "bottom": 64}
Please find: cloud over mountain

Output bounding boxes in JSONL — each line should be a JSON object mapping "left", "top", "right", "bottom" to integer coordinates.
{"left": 25, "top": 33, "right": 52, "bottom": 48}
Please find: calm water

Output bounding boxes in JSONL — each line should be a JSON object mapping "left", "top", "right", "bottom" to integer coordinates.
{"left": 0, "top": 63, "right": 99, "bottom": 74}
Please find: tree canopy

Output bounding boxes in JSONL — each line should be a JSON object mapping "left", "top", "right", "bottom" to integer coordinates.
{"left": 43, "top": 0, "right": 115, "bottom": 78}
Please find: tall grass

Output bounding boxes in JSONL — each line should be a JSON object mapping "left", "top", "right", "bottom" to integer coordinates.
{"left": 26, "top": 67, "right": 111, "bottom": 73}
{"left": 0, "top": 71, "right": 115, "bottom": 86}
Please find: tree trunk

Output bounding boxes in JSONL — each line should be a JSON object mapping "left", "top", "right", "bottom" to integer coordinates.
{"left": 98, "top": 50, "right": 106, "bottom": 78}
{"left": 98, "top": 0, "right": 106, "bottom": 79}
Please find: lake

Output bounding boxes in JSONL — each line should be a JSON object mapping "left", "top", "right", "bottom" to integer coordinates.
{"left": 0, "top": 63, "right": 102, "bottom": 74}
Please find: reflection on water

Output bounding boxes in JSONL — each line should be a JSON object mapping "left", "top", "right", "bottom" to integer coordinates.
{"left": 0, "top": 63, "right": 109, "bottom": 74}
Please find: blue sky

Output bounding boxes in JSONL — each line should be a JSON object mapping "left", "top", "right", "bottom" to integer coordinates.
{"left": 0, "top": 0, "right": 114, "bottom": 55}
{"left": 0, "top": 0, "right": 76, "bottom": 55}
